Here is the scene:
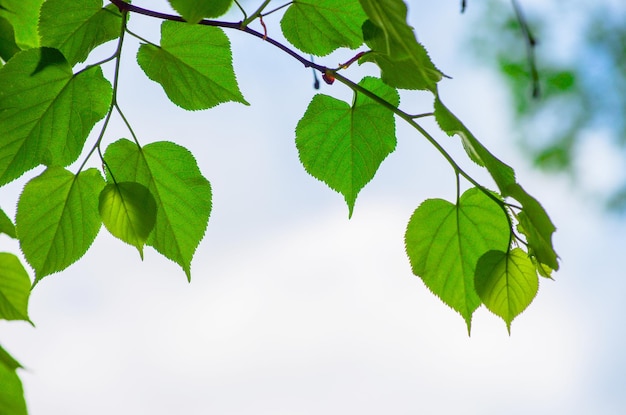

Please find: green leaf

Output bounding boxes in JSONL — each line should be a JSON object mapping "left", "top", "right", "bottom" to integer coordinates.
{"left": 16, "top": 167, "right": 105, "bottom": 282}
{"left": 0, "top": 372, "right": 26, "bottom": 414}
{"left": 434, "top": 97, "right": 559, "bottom": 272}
{"left": 0, "top": 0, "right": 44, "bottom": 49}
{"left": 0, "top": 345, "right": 27, "bottom": 415}
{"left": 358, "top": 0, "right": 443, "bottom": 91}
{"left": 0, "top": 253, "right": 31, "bottom": 323}
{"left": 0, "top": 47, "right": 112, "bottom": 186}
{"left": 508, "top": 184, "right": 559, "bottom": 271}
{"left": 103, "top": 139, "right": 212, "bottom": 280}
{"left": 296, "top": 76, "right": 399, "bottom": 217}
{"left": 168, "top": 0, "right": 233, "bottom": 23}
{"left": 0, "top": 345, "right": 22, "bottom": 371}
{"left": 0, "top": 16, "right": 20, "bottom": 62}
{"left": 39, "top": 0, "right": 123, "bottom": 65}
{"left": 0, "top": 208, "right": 15, "bottom": 238}
{"left": 137, "top": 21, "right": 248, "bottom": 111}
{"left": 99, "top": 182, "right": 157, "bottom": 258}
{"left": 280, "top": 0, "right": 366, "bottom": 56}
{"left": 475, "top": 248, "right": 539, "bottom": 333}
{"left": 404, "top": 187, "right": 510, "bottom": 332}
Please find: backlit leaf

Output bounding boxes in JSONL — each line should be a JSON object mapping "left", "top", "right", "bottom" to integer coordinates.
{"left": 0, "top": 208, "right": 15, "bottom": 238}
{"left": 0, "top": 345, "right": 26, "bottom": 415}
{"left": 99, "top": 182, "right": 157, "bottom": 259}
{"left": 0, "top": 47, "right": 112, "bottom": 185}
{"left": 16, "top": 167, "right": 105, "bottom": 282}
{"left": 0, "top": 253, "right": 31, "bottom": 323}
{"left": 104, "top": 139, "right": 212, "bottom": 280}
{"left": 39, "top": 0, "right": 123, "bottom": 65}
{"left": 281, "top": 0, "right": 366, "bottom": 56}
{"left": 475, "top": 248, "right": 539, "bottom": 333}
{"left": 296, "top": 76, "right": 399, "bottom": 217}
{"left": 0, "top": 0, "right": 44, "bottom": 49}
{"left": 405, "top": 187, "right": 510, "bottom": 332}
{"left": 137, "top": 21, "right": 248, "bottom": 110}
{"left": 434, "top": 97, "right": 559, "bottom": 271}
{"left": 508, "top": 184, "right": 559, "bottom": 271}
{"left": 168, "top": 0, "right": 233, "bottom": 23}
{"left": 358, "top": 0, "right": 443, "bottom": 91}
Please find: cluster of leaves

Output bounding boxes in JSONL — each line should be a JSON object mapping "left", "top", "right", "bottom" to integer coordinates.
{"left": 0, "top": 0, "right": 559, "bottom": 412}
{"left": 469, "top": 0, "right": 626, "bottom": 210}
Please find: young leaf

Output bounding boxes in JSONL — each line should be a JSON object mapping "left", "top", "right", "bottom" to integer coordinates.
{"left": 0, "top": 47, "right": 112, "bottom": 186}
{"left": 168, "top": 0, "right": 233, "bottom": 23}
{"left": 475, "top": 248, "right": 539, "bottom": 333}
{"left": 508, "top": 184, "right": 559, "bottom": 271}
{"left": 16, "top": 167, "right": 105, "bottom": 282}
{"left": 0, "top": 253, "right": 32, "bottom": 323}
{"left": 434, "top": 97, "right": 559, "bottom": 271}
{"left": 99, "top": 182, "right": 157, "bottom": 259}
{"left": 280, "top": 0, "right": 367, "bottom": 56}
{"left": 296, "top": 76, "right": 399, "bottom": 217}
{"left": 0, "top": 208, "right": 16, "bottom": 239}
{"left": 137, "top": 21, "right": 248, "bottom": 111}
{"left": 358, "top": 0, "right": 443, "bottom": 91}
{"left": 0, "top": 345, "right": 27, "bottom": 415}
{"left": 103, "top": 139, "right": 212, "bottom": 280}
{"left": 0, "top": 0, "right": 44, "bottom": 49}
{"left": 404, "top": 187, "right": 510, "bottom": 332}
{"left": 39, "top": 0, "right": 123, "bottom": 65}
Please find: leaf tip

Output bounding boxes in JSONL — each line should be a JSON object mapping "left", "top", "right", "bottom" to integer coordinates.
{"left": 136, "top": 245, "right": 145, "bottom": 261}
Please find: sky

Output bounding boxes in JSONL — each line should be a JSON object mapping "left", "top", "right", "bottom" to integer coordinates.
{"left": 1, "top": 1, "right": 626, "bottom": 414}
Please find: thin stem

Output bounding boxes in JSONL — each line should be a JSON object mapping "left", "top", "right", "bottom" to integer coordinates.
{"left": 114, "top": 103, "right": 140, "bottom": 146}
{"left": 125, "top": 27, "right": 157, "bottom": 47}
{"left": 261, "top": 2, "right": 292, "bottom": 17}
{"left": 233, "top": 0, "right": 248, "bottom": 20}
{"left": 409, "top": 112, "right": 434, "bottom": 119}
{"left": 107, "top": 0, "right": 327, "bottom": 72}
{"left": 511, "top": 0, "right": 540, "bottom": 98}
{"left": 74, "top": 52, "right": 118, "bottom": 76}
{"left": 77, "top": 9, "right": 129, "bottom": 173}
{"left": 241, "top": 0, "right": 271, "bottom": 27}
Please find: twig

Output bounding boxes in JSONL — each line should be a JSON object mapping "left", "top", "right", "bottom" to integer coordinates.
{"left": 511, "top": 0, "right": 540, "bottom": 98}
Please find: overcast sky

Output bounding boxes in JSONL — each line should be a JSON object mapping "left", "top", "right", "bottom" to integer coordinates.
{"left": 1, "top": 1, "right": 625, "bottom": 414}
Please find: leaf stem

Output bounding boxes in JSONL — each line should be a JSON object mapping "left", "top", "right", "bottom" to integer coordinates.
{"left": 260, "top": 2, "right": 293, "bottom": 18}
{"left": 233, "top": 0, "right": 248, "bottom": 20}
{"left": 77, "top": 9, "right": 129, "bottom": 175}
{"left": 124, "top": 27, "right": 157, "bottom": 47}
{"left": 114, "top": 104, "right": 140, "bottom": 146}
{"left": 241, "top": 0, "right": 272, "bottom": 27}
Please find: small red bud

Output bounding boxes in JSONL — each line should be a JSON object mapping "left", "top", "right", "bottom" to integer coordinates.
{"left": 322, "top": 72, "right": 335, "bottom": 85}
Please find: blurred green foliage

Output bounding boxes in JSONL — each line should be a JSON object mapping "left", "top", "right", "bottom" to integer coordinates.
{"left": 468, "top": 0, "right": 626, "bottom": 210}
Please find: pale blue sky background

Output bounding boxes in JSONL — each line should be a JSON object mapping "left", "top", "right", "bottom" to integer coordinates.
{"left": 1, "top": 1, "right": 626, "bottom": 414}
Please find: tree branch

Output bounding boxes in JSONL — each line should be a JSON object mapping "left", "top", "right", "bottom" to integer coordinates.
{"left": 511, "top": 0, "right": 540, "bottom": 98}
{"left": 107, "top": 0, "right": 327, "bottom": 73}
